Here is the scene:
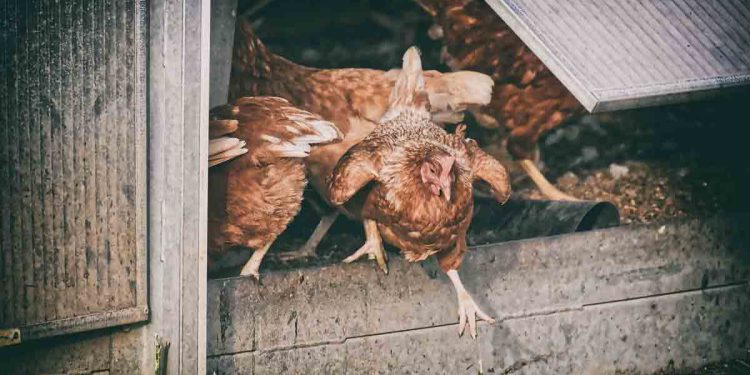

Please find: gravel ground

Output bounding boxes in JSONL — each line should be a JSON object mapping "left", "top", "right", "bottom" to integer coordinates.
{"left": 516, "top": 92, "right": 750, "bottom": 224}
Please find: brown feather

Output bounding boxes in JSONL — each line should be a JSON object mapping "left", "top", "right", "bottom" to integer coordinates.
{"left": 228, "top": 19, "right": 493, "bottom": 212}
{"left": 328, "top": 51, "right": 510, "bottom": 271}
{"left": 207, "top": 97, "right": 340, "bottom": 272}
{"left": 414, "top": 0, "right": 584, "bottom": 160}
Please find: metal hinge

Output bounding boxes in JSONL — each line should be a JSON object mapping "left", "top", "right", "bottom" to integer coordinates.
{"left": 154, "top": 335, "right": 170, "bottom": 375}
{"left": 0, "top": 328, "right": 21, "bottom": 347}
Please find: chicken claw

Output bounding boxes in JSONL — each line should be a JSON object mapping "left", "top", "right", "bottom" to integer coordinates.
{"left": 447, "top": 269, "right": 495, "bottom": 338}
{"left": 343, "top": 220, "right": 388, "bottom": 274}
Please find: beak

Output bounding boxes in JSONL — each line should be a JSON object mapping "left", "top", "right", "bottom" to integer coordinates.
{"left": 440, "top": 181, "right": 452, "bottom": 202}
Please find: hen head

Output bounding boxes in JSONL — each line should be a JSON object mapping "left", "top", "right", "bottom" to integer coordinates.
{"left": 419, "top": 147, "right": 456, "bottom": 202}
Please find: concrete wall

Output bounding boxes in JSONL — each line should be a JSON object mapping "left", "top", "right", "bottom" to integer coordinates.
{"left": 207, "top": 217, "right": 750, "bottom": 374}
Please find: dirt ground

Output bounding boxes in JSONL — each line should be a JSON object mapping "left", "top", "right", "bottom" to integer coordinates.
{"left": 228, "top": 1, "right": 750, "bottom": 373}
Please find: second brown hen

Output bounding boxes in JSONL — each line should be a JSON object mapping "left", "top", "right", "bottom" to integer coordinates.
{"left": 207, "top": 97, "right": 341, "bottom": 279}
{"left": 415, "top": 0, "right": 584, "bottom": 200}
{"left": 328, "top": 47, "right": 511, "bottom": 338}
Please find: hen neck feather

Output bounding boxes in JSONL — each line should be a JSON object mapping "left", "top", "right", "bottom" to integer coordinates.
{"left": 378, "top": 127, "right": 472, "bottom": 219}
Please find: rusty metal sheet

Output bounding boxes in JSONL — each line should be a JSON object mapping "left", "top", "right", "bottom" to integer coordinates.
{"left": 0, "top": 0, "right": 148, "bottom": 343}
{"left": 485, "top": 0, "right": 750, "bottom": 112}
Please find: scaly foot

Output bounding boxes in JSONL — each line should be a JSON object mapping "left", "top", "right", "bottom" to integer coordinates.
{"left": 447, "top": 269, "right": 495, "bottom": 338}
{"left": 274, "top": 212, "right": 339, "bottom": 261}
{"left": 518, "top": 159, "right": 580, "bottom": 201}
{"left": 343, "top": 219, "right": 388, "bottom": 274}
{"left": 240, "top": 243, "right": 272, "bottom": 281}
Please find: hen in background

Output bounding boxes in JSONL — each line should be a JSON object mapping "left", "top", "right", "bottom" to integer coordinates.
{"left": 415, "top": 0, "right": 584, "bottom": 200}
{"left": 229, "top": 19, "right": 495, "bottom": 260}
{"left": 207, "top": 97, "right": 341, "bottom": 279}
{"left": 328, "top": 47, "right": 511, "bottom": 338}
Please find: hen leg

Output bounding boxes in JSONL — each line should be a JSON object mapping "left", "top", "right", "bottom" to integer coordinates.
{"left": 518, "top": 159, "right": 579, "bottom": 201}
{"left": 446, "top": 269, "right": 495, "bottom": 339}
{"left": 343, "top": 219, "right": 388, "bottom": 274}
{"left": 240, "top": 242, "right": 272, "bottom": 280}
{"left": 273, "top": 190, "right": 338, "bottom": 261}
{"left": 275, "top": 211, "right": 339, "bottom": 261}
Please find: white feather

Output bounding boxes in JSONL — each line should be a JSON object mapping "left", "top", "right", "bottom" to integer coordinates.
{"left": 260, "top": 134, "right": 281, "bottom": 144}
{"left": 209, "top": 137, "right": 241, "bottom": 157}
{"left": 269, "top": 142, "right": 311, "bottom": 158}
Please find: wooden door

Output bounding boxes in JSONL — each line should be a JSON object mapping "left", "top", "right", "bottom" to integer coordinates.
{"left": 0, "top": 0, "right": 148, "bottom": 345}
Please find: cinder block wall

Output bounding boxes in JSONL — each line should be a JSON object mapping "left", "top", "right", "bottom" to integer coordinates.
{"left": 207, "top": 218, "right": 750, "bottom": 374}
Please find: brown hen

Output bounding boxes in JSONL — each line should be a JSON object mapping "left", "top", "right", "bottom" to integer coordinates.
{"left": 228, "top": 19, "right": 495, "bottom": 260}
{"left": 207, "top": 97, "right": 341, "bottom": 279}
{"left": 415, "top": 0, "right": 584, "bottom": 200}
{"left": 328, "top": 48, "right": 511, "bottom": 338}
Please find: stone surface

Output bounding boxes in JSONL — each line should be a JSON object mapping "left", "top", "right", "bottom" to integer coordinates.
{"left": 207, "top": 217, "right": 750, "bottom": 373}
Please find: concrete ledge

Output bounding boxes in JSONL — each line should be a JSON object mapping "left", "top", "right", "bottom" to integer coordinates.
{"left": 207, "top": 217, "right": 750, "bottom": 374}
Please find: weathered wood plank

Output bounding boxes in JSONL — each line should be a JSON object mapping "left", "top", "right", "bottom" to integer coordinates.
{"left": 113, "top": 0, "right": 125, "bottom": 311}
{"left": 0, "top": 329, "right": 112, "bottom": 374}
{"left": 133, "top": 0, "right": 149, "bottom": 315}
{"left": 28, "top": 0, "right": 45, "bottom": 326}
{"left": 183, "top": 0, "right": 210, "bottom": 371}
{"left": 0, "top": 0, "right": 147, "bottom": 341}
{"left": 160, "top": 0, "right": 186, "bottom": 369}
{"left": 68, "top": 0, "right": 84, "bottom": 320}
{"left": 97, "top": 0, "right": 113, "bottom": 315}
{"left": 101, "top": 0, "right": 114, "bottom": 312}
{"left": 40, "top": 0, "right": 56, "bottom": 324}
{"left": 145, "top": 0, "right": 209, "bottom": 372}
{"left": 19, "top": 0, "right": 36, "bottom": 326}
{"left": 0, "top": 0, "right": 9, "bottom": 326}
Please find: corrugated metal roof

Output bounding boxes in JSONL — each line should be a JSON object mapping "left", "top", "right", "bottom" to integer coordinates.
{"left": 485, "top": 0, "right": 750, "bottom": 112}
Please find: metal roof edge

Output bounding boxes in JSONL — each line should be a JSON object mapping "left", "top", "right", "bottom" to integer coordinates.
{"left": 593, "top": 73, "right": 750, "bottom": 100}
{"left": 484, "top": 0, "right": 598, "bottom": 112}
{"left": 593, "top": 84, "right": 748, "bottom": 113}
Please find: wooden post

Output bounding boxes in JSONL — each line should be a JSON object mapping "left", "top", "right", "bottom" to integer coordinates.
{"left": 144, "top": 0, "right": 210, "bottom": 373}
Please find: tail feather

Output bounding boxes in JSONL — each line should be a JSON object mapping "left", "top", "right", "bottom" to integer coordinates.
{"left": 208, "top": 97, "right": 342, "bottom": 166}
{"left": 250, "top": 98, "right": 340, "bottom": 160}
{"left": 286, "top": 115, "right": 343, "bottom": 144}
{"left": 210, "top": 137, "right": 243, "bottom": 156}
{"left": 424, "top": 71, "right": 494, "bottom": 114}
{"left": 382, "top": 47, "right": 430, "bottom": 122}
{"left": 382, "top": 52, "right": 494, "bottom": 124}
{"left": 209, "top": 137, "right": 249, "bottom": 168}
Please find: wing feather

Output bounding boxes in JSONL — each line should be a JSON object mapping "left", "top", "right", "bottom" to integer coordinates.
{"left": 208, "top": 96, "right": 342, "bottom": 167}
{"left": 327, "top": 142, "right": 380, "bottom": 206}
{"left": 465, "top": 138, "right": 511, "bottom": 204}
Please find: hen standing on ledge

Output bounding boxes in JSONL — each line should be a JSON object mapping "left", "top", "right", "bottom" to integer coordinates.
{"left": 229, "top": 19, "right": 495, "bottom": 261}
{"left": 207, "top": 97, "right": 341, "bottom": 279}
{"left": 328, "top": 47, "right": 511, "bottom": 338}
